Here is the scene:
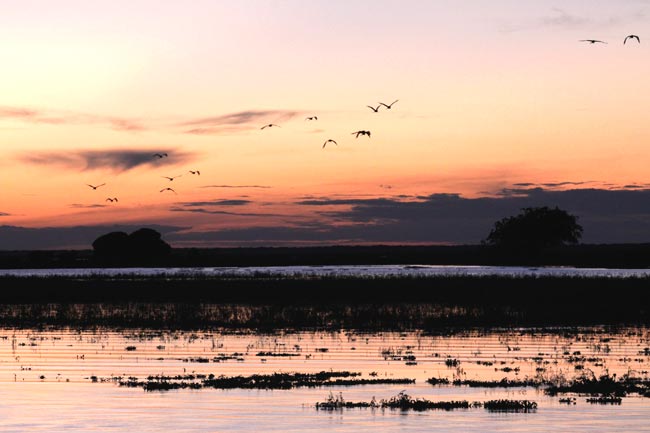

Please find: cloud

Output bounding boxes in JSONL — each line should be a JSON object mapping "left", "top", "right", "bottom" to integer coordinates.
{"left": 180, "top": 110, "right": 300, "bottom": 135}
{"left": 169, "top": 207, "right": 288, "bottom": 218}
{"left": 69, "top": 204, "right": 108, "bottom": 209}
{"left": 0, "top": 105, "right": 302, "bottom": 135}
{"left": 0, "top": 212, "right": 10, "bottom": 217}
{"left": 8, "top": 187, "right": 650, "bottom": 248}
{"left": 0, "top": 224, "right": 187, "bottom": 250}
{"left": 541, "top": 181, "right": 592, "bottom": 188}
{"left": 200, "top": 185, "right": 272, "bottom": 189}
{"left": 500, "top": 7, "right": 646, "bottom": 33}
{"left": 21, "top": 149, "right": 195, "bottom": 172}
{"left": 179, "top": 199, "right": 252, "bottom": 207}
{"left": 0, "top": 105, "right": 147, "bottom": 132}
{"left": 0, "top": 107, "right": 40, "bottom": 119}
{"left": 540, "top": 8, "right": 589, "bottom": 28}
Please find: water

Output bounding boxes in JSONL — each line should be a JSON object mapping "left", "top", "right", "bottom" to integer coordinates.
{"left": 2, "top": 264, "right": 650, "bottom": 278}
{"left": 0, "top": 327, "right": 648, "bottom": 432}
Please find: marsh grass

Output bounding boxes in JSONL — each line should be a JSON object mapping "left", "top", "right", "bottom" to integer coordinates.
{"left": 315, "top": 391, "right": 537, "bottom": 412}
{"left": 0, "top": 272, "right": 649, "bottom": 329}
{"left": 105, "top": 371, "right": 415, "bottom": 391}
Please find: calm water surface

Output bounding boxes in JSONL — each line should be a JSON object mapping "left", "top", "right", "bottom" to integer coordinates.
{"left": 3, "top": 264, "right": 650, "bottom": 278}
{"left": 0, "top": 327, "right": 648, "bottom": 432}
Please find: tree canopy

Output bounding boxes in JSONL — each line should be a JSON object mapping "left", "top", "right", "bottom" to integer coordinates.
{"left": 484, "top": 206, "right": 583, "bottom": 249}
{"left": 92, "top": 228, "right": 171, "bottom": 264}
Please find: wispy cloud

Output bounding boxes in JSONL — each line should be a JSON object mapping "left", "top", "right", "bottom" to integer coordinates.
{"left": 169, "top": 207, "right": 287, "bottom": 218}
{"left": 179, "top": 199, "right": 252, "bottom": 207}
{"left": 0, "top": 212, "right": 10, "bottom": 217}
{"left": 540, "top": 8, "right": 589, "bottom": 28}
{"left": 0, "top": 105, "right": 303, "bottom": 135}
{"left": 541, "top": 181, "right": 593, "bottom": 188}
{"left": 68, "top": 204, "right": 108, "bottom": 209}
{"left": 0, "top": 105, "right": 147, "bottom": 132}
{"left": 200, "top": 185, "right": 272, "bottom": 189}
{"left": 500, "top": 7, "right": 646, "bottom": 33}
{"left": 180, "top": 110, "right": 300, "bottom": 135}
{"left": 21, "top": 149, "right": 195, "bottom": 172}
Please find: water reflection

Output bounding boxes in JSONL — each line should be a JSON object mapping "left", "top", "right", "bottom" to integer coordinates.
{"left": 0, "top": 327, "right": 647, "bottom": 432}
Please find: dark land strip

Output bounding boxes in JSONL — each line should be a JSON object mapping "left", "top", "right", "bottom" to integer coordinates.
{"left": 4, "top": 243, "right": 650, "bottom": 268}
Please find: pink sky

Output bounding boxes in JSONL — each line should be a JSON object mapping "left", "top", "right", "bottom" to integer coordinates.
{"left": 1, "top": 1, "right": 650, "bottom": 247}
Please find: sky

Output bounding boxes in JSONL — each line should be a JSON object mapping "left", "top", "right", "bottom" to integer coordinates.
{"left": 2, "top": 0, "right": 650, "bottom": 249}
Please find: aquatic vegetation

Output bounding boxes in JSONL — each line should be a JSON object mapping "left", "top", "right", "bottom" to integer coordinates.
{"left": 426, "top": 377, "right": 450, "bottom": 385}
{"left": 483, "top": 399, "right": 537, "bottom": 412}
{"left": 255, "top": 352, "right": 299, "bottom": 357}
{"left": 104, "top": 371, "right": 415, "bottom": 391}
{"left": 586, "top": 395, "right": 622, "bottom": 404}
{"left": 445, "top": 358, "right": 460, "bottom": 367}
{"left": 316, "top": 392, "right": 379, "bottom": 410}
{"left": 380, "top": 392, "right": 476, "bottom": 411}
{"left": 316, "top": 392, "right": 537, "bottom": 413}
{"left": 451, "top": 378, "right": 542, "bottom": 388}
{"left": 545, "top": 373, "right": 650, "bottom": 397}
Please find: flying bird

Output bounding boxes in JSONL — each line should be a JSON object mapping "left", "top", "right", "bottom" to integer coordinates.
{"left": 105, "top": 197, "right": 119, "bottom": 202}
{"left": 580, "top": 39, "right": 607, "bottom": 44}
{"left": 322, "top": 139, "right": 338, "bottom": 149}
{"left": 188, "top": 170, "right": 201, "bottom": 175}
{"left": 153, "top": 153, "right": 168, "bottom": 158}
{"left": 160, "top": 188, "right": 177, "bottom": 194}
{"left": 261, "top": 124, "right": 280, "bottom": 129}
{"left": 162, "top": 175, "right": 183, "bottom": 181}
{"left": 624, "top": 35, "right": 640, "bottom": 44}
{"left": 379, "top": 100, "right": 399, "bottom": 109}
{"left": 86, "top": 183, "right": 106, "bottom": 190}
{"left": 367, "top": 104, "right": 381, "bottom": 113}
{"left": 351, "top": 130, "right": 371, "bottom": 138}
{"left": 305, "top": 116, "right": 318, "bottom": 121}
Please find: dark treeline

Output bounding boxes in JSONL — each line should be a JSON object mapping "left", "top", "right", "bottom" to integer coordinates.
{"left": 2, "top": 243, "right": 650, "bottom": 268}
{"left": 0, "top": 274, "right": 648, "bottom": 329}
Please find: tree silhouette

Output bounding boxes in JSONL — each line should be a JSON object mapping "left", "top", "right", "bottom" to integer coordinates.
{"left": 92, "top": 228, "right": 171, "bottom": 264}
{"left": 484, "top": 206, "right": 583, "bottom": 250}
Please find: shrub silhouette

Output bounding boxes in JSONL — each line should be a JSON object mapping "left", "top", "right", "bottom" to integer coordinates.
{"left": 484, "top": 206, "right": 582, "bottom": 250}
{"left": 92, "top": 228, "right": 171, "bottom": 264}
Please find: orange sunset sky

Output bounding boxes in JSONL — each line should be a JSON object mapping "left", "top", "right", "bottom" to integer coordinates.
{"left": 2, "top": 1, "right": 650, "bottom": 248}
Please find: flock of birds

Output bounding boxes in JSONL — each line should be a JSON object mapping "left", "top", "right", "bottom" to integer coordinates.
{"left": 80, "top": 30, "right": 641, "bottom": 205}
{"left": 86, "top": 162, "right": 202, "bottom": 200}
{"left": 85, "top": 99, "right": 399, "bottom": 201}
{"left": 580, "top": 34, "right": 640, "bottom": 45}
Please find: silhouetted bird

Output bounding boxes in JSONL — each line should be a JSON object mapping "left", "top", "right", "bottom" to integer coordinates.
{"left": 105, "top": 197, "right": 118, "bottom": 202}
{"left": 162, "top": 175, "right": 182, "bottom": 181}
{"left": 86, "top": 183, "right": 106, "bottom": 190}
{"left": 305, "top": 116, "right": 318, "bottom": 121}
{"left": 160, "top": 188, "right": 176, "bottom": 194}
{"left": 188, "top": 170, "right": 201, "bottom": 175}
{"left": 351, "top": 130, "right": 371, "bottom": 138}
{"left": 624, "top": 35, "right": 640, "bottom": 44}
{"left": 580, "top": 39, "right": 607, "bottom": 44}
{"left": 367, "top": 105, "right": 381, "bottom": 113}
{"left": 153, "top": 153, "right": 168, "bottom": 158}
{"left": 322, "top": 139, "right": 338, "bottom": 149}
{"left": 379, "top": 100, "right": 399, "bottom": 109}
{"left": 261, "top": 124, "right": 280, "bottom": 129}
